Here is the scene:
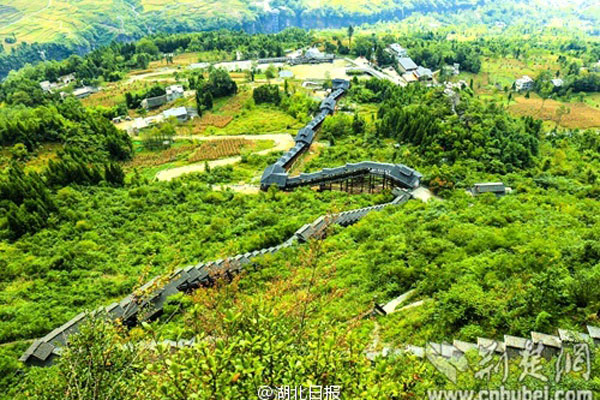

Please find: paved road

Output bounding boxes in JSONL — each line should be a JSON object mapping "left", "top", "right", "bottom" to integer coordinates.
{"left": 345, "top": 58, "right": 407, "bottom": 86}
{"left": 155, "top": 133, "right": 295, "bottom": 182}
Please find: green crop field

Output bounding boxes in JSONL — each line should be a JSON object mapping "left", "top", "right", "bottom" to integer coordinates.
{"left": 0, "top": 0, "right": 131, "bottom": 45}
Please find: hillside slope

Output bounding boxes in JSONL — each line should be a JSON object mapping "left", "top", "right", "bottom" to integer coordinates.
{"left": 0, "top": 0, "right": 481, "bottom": 48}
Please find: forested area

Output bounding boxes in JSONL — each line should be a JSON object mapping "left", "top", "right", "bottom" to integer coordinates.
{"left": 1, "top": 21, "right": 600, "bottom": 399}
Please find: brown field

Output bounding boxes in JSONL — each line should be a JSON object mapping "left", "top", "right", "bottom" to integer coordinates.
{"left": 124, "top": 145, "right": 196, "bottom": 170}
{"left": 509, "top": 96, "right": 600, "bottom": 129}
{"left": 188, "top": 138, "right": 253, "bottom": 162}
{"left": 124, "top": 138, "right": 256, "bottom": 170}
{"left": 81, "top": 81, "right": 161, "bottom": 108}
{"left": 181, "top": 90, "right": 250, "bottom": 133}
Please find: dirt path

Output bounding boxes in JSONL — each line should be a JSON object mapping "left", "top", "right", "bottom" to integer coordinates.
{"left": 154, "top": 133, "right": 294, "bottom": 182}
{"left": 126, "top": 68, "right": 178, "bottom": 84}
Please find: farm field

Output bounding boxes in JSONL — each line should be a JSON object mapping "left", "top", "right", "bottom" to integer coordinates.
{"left": 289, "top": 59, "right": 355, "bottom": 80}
{"left": 462, "top": 55, "right": 561, "bottom": 95}
{"left": 125, "top": 137, "right": 274, "bottom": 171}
{"left": 509, "top": 95, "right": 600, "bottom": 129}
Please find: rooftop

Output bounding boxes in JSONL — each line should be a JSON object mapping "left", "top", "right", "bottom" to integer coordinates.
{"left": 398, "top": 57, "right": 418, "bottom": 71}
{"left": 163, "top": 106, "right": 188, "bottom": 119}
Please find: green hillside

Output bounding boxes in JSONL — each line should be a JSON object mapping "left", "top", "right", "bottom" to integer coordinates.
{"left": 0, "top": 0, "right": 482, "bottom": 48}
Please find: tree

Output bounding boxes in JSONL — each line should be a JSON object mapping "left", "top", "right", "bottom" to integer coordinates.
{"left": 104, "top": 163, "right": 125, "bottom": 187}
{"left": 136, "top": 38, "right": 160, "bottom": 56}
{"left": 10, "top": 143, "right": 28, "bottom": 161}
{"left": 141, "top": 121, "right": 176, "bottom": 150}
{"left": 253, "top": 84, "right": 281, "bottom": 105}
{"left": 265, "top": 64, "right": 277, "bottom": 82}
{"left": 347, "top": 25, "right": 354, "bottom": 49}
{"left": 1, "top": 162, "right": 56, "bottom": 239}
{"left": 537, "top": 79, "right": 554, "bottom": 112}
{"left": 554, "top": 104, "right": 571, "bottom": 128}
{"left": 352, "top": 112, "right": 365, "bottom": 134}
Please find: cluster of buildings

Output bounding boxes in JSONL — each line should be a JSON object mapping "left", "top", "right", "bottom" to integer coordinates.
{"left": 141, "top": 84, "right": 185, "bottom": 110}
{"left": 257, "top": 47, "right": 335, "bottom": 66}
{"left": 387, "top": 44, "right": 433, "bottom": 83}
{"left": 126, "top": 106, "right": 197, "bottom": 135}
{"left": 39, "top": 73, "right": 75, "bottom": 92}
{"left": 515, "top": 75, "right": 563, "bottom": 92}
{"left": 39, "top": 73, "right": 99, "bottom": 99}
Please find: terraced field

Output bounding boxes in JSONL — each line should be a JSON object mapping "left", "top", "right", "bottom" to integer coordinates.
{"left": 0, "top": 0, "right": 483, "bottom": 49}
{"left": 0, "top": 0, "right": 138, "bottom": 46}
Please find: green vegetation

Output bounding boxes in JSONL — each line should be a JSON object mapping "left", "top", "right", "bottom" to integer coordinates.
{"left": 253, "top": 84, "right": 282, "bottom": 105}
{"left": 3, "top": 12, "right": 600, "bottom": 400}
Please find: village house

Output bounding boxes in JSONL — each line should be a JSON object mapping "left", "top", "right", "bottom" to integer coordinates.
{"left": 59, "top": 73, "right": 76, "bottom": 85}
{"left": 72, "top": 86, "right": 97, "bottom": 99}
{"left": 162, "top": 107, "right": 197, "bottom": 123}
{"left": 444, "top": 63, "right": 460, "bottom": 76}
{"left": 39, "top": 81, "right": 52, "bottom": 92}
{"left": 165, "top": 84, "right": 184, "bottom": 102}
{"left": 141, "top": 94, "right": 168, "bottom": 110}
{"left": 515, "top": 75, "right": 534, "bottom": 91}
{"left": 469, "top": 182, "right": 512, "bottom": 197}
{"left": 397, "top": 57, "right": 418, "bottom": 73}
{"left": 551, "top": 78, "right": 564, "bottom": 88}
{"left": 387, "top": 43, "right": 408, "bottom": 58}
{"left": 415, "top": 66, "right": 433, "bottom": 81}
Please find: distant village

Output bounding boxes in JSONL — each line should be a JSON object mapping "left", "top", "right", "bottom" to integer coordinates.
{"left": 37, "top": 44, "right": 471, "bottom": 137}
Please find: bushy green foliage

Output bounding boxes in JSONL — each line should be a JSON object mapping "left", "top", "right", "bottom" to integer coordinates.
{"left": 370, "top": 80, "right": 541, "bottom": 173}
{"left": 0, "top": 163, "right": 56, "bottom": 239}
{"left": 192, "top": 68, "right": 237, "bottom": 114}
{"left": 0, "top": 180, "right": 373, "bottom": 343}
{"left": 253, "top": 84, "right": 282, "bottom": 105}
{"left": 0, "top": 97, "right": 132, "bottom": 158}
{"left": 18, "top": 315, "right": 140, "bottom": 400}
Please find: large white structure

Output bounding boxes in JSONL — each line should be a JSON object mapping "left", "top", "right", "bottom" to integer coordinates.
{"left": 515, "top": 75, "right": 534, "bottom": 92}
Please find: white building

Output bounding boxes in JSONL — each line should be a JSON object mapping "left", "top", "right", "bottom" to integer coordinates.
{"left": 551, "top": 78, "right": 564, "bottom": 88}
{"left": 40, "top": 81, "right": 52, "bottom": 92}
{"left": 444, "top": 63, "right": 460, "bottom": 76}
{"left": 166, "top": 85, "right": 184, "bottom": 102}
{"left": 72, "top": 86, "right": 97, "bottom": 99}
{"left": 387, "top": 43, "right": 408, "bottom": 58}
{"left": 469, "top": 182, "right": 512, "bottom": 197}
{"left": 305, "top": 47, "right": 322, "bottom": 59}
{"left": 515, "top": 75, "right": 534, "bottom": 92}
{"left": 188, "top": 62, "right": 210, "bottom": 70}
{"left": 397, "top": 57, "right": 418, "bottom": 73}
{"left": 59, "top": 73, "right": 76, "bottom": 85}
{"left": 415, "top": 66, "right": 433, "bottom": 81}
{"left": 163, "top": 107, "right": 192, "bottom": 122}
